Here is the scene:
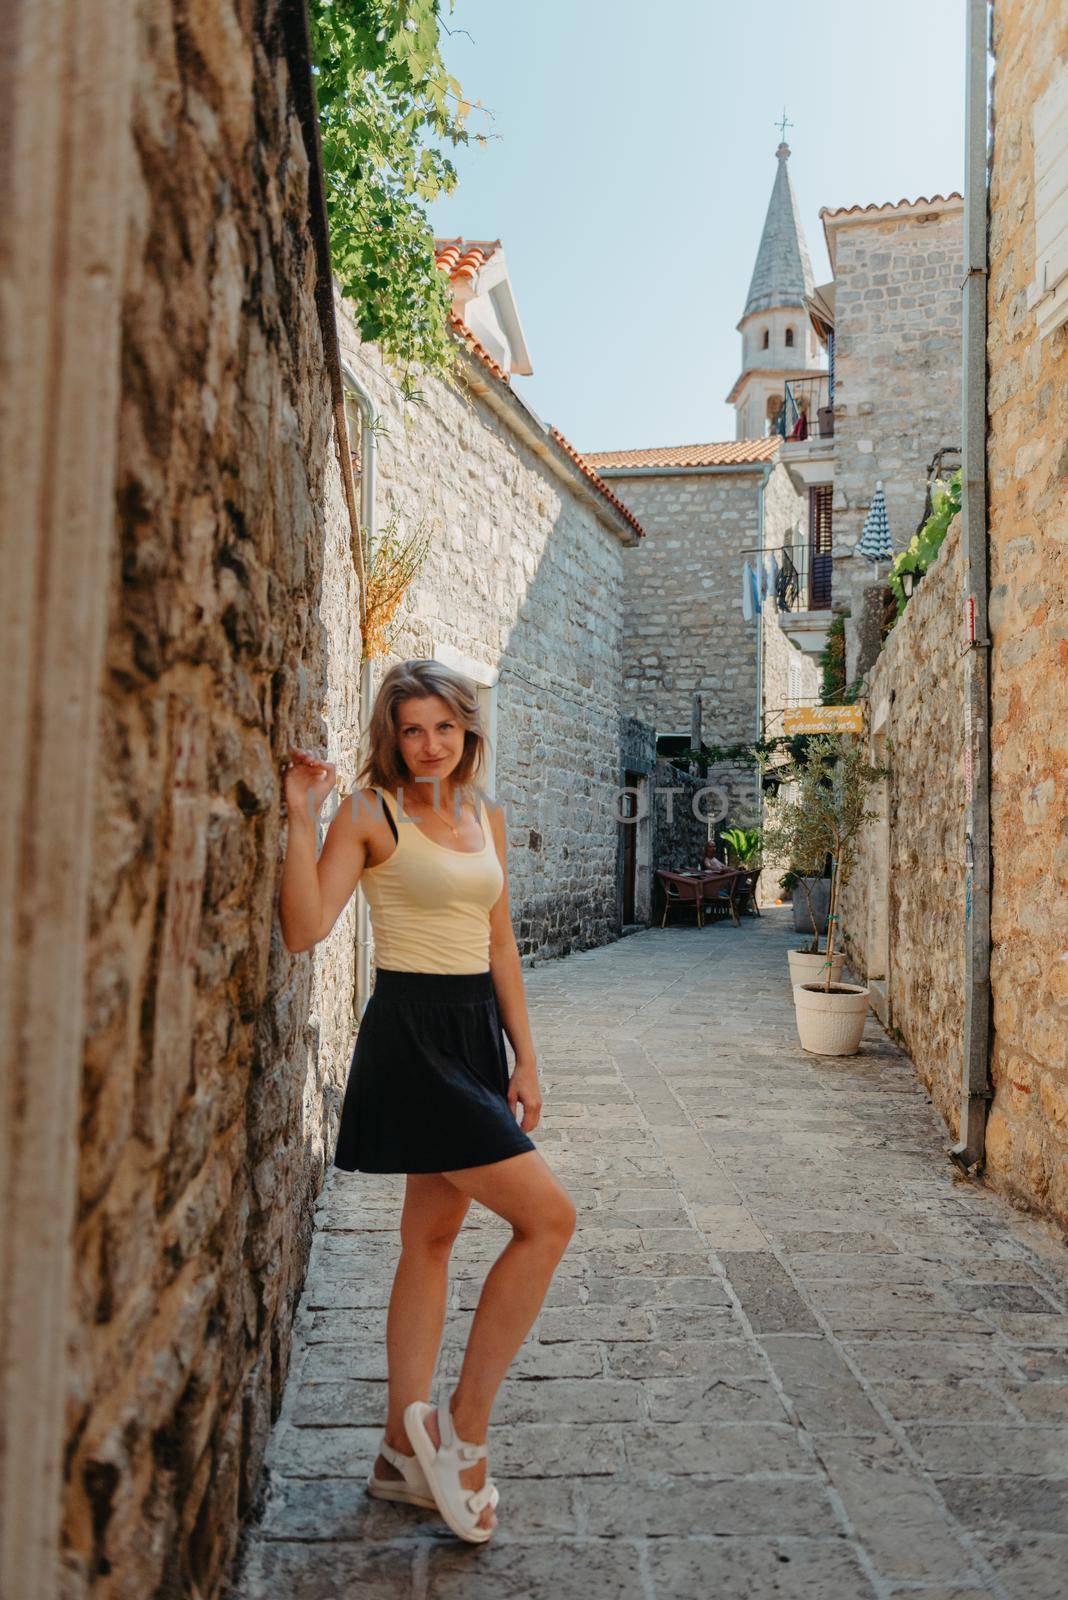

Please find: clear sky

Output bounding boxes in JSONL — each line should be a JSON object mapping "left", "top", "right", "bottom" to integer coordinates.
{"left": 429, "top": 0, "right": 966, "bottom": 452}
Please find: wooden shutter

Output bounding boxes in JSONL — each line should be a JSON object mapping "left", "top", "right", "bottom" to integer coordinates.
{"left": 1029, "top": 64, "right": 1068, "bottom": 338}
{"left": 808, "top": 485, "right": 833, "bottom": 609}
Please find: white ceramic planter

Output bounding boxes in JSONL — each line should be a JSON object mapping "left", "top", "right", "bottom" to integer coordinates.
{"left": 792, "top": 982, "right": 870, "bottom": 1056}
{"left": 787, "top": 948, "right": 846, "bottom": 988}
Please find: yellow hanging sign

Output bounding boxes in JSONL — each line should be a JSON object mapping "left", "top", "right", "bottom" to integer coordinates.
{"left": 783, "top": 705, "right": 865, "bottom": 735}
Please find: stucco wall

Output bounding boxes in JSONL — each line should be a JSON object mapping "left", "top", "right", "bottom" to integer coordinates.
{"left": 61, "top": 7, "right": 355, "bottom": 1596}
{"left": 838, "top": 517, "right": 965, "bottom": 1136}
{"left": 984, "top": 0, "right": 1068, "bottom": 1224}
{"left": 336, "top": 313, "right": 636, "bottom": 960}
{"left": 830, "top": 203, "right": 964, "bottom": 662}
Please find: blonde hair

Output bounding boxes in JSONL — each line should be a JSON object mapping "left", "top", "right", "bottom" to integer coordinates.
{"left": 355, "top": 659, "right": 490, "bottom": 797}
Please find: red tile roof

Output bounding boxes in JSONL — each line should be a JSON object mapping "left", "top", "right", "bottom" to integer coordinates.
{"left": 548, "top": 427, "right": 646, "bottom": 538}
{"left": 448, "top": 313, "right": 510, "bottom": 385}
{"left": 435, "top": 238, "right": 501, "bottom": 283}
{"left": 447, "top": 317, "right": 645, "bottom": 540}
{"left": 583, "top": 439, "right": 782, "bottom": 470}
{"left": 820, "top": 193, "right": 963, "bottom": 221}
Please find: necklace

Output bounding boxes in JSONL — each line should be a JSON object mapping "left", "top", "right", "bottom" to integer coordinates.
{"left": 405, "top": 786, "right": 462, "bottom": 837}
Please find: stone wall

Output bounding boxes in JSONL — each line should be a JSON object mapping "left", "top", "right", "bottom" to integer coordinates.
{"left": 984, "top": 0, "right": 1068, "bottom": 1224}
{"left": 337, "top": 313, "right": 637, "bottom": 962}
{"left": 599, "top": 462, "right": 803, "bottom": 826}
{"left": 829, "top": 202, "right": 964, "bottom": 668}
{"left": 838, "top": 518, "right": 966, "bottom": 1137}
{"left": 60, "top": 7, "right": 356, "bottom": 1597}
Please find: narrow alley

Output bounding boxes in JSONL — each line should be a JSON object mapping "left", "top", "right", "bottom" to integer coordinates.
{"left": 233, "top": 914, "right": 1068, "bottom": 1600}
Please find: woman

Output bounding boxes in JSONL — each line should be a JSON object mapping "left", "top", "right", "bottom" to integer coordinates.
{"left": 278, "top": 658, "right": 576, "bottom": 1544}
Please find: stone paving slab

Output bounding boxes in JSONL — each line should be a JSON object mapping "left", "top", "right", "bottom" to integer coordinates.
{"left": 230, "top": 914, "right": 1068, "bottom": 1600}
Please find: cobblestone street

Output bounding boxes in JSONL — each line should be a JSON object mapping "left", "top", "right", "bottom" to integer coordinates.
{"left": 233, "top": 913, "right": 1068, "bottom": 1600}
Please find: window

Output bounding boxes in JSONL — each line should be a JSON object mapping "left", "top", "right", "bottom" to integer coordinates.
{"left": 808, "top": 485, "right": 833, "bottom": 609}
{"left": 1028, "top": 63, "right": 1068, "bottom": 338}
{"left": 785, "top": 326, "right": 795, "bottom": 348}
{"left": 761, "top": 328, "right": 770, "bottom": 349}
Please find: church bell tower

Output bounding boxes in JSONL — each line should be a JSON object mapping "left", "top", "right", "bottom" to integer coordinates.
{"left": 727, "top": 140, "right": 825, "bottom": 440}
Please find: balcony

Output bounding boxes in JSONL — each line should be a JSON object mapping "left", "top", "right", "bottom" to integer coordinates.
{"left": 775, "top": 499, "right": 834, "bottom": 657}
{"left": 777, "top": 543, "right": 831, "bottom": 616}
{"left": 776, "top": 376, "right": 833, "bottom": 441}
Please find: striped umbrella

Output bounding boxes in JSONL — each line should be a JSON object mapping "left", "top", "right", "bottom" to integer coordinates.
{"left": 857, "top": 481, "right": 893, "bottom": 563}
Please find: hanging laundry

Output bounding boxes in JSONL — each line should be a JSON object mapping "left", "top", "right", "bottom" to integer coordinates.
{"left": 763, "top": 549, "right": 778, "bottom": 600}
{"left": 741, "top": 560, "right": 755, "bottom": 622}
{"left": 749, "top": 562, "right": 762, "bottom": 617}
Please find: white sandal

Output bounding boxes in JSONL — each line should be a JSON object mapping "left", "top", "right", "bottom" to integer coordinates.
{"left": 365, "top": 1434, "right": 436, "bottom": 1509}
{"left": 404, "top": 1397, "right": 500, "bottom": 1543}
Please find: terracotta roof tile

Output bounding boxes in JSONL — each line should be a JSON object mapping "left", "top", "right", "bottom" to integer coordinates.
{"left": 583, "top": 439, "right": 781, "bottom": 470}
{"left": 447, "top": 317, "right": 645, "bottom": 540}
{"left": 820, "top": 193, "right": 963, "bottom": 221}
{"left": 448, "top": 313, "right": 510, "bottom": 385}
{"left": 548, "top": 428, "right": 646, "bottom": 538}
{"left": 434, "top": 238, "right": 501, "bottom": 283}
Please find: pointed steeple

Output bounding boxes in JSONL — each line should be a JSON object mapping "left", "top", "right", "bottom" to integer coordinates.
{"left": 742, "top": 144, "right": 814, "bottom": 319}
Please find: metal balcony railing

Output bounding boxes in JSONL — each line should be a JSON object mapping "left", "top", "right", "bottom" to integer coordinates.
{"left": 775, "top": 376, "right": 834, "bottom": 442}
{"left": 776, "top": 538, "right": 833, "bottom": 614}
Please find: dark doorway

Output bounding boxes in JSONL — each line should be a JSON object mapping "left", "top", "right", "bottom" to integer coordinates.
{"left": 621, "top": 770, "right": 641, "bottom": 924}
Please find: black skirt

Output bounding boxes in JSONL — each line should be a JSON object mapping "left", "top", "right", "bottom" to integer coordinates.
{"left": 333, "top": 967, "right": 538, "bottom": 1174}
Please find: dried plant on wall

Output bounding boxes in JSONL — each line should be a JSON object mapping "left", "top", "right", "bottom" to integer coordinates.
{"left": 360, "top": 512, "right": 434, "bottom": 660}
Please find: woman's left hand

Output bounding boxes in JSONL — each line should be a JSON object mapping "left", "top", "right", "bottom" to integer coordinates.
{"left": 507, "top": 1060, "right": 542, "bottom": 1133}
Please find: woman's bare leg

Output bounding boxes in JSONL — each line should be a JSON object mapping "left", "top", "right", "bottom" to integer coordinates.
{"left": 374, "top": 1174, "right": 470, "bottom": 1483}
{"left": 420, "top": 1149, "right": 577, "bottom": 1529}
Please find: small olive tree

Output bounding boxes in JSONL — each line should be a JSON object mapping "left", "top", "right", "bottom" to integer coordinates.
{"left": 759, "top": 742, "right": 833, "bottom": 954}
{"left": 761, "top": 736, "right": 887, "bottom": 983}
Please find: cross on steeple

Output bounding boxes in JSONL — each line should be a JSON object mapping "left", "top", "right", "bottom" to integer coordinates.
{"left": 776, "top": 107, "right": 793, "bottom": 144}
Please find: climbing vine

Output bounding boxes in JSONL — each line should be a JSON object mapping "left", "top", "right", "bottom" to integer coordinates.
{"left": 662, "top": 735, "right": 816, "bottom": 789}
{"left": 819, "top": 612, "right": 848, "bottom": 703}
{"left": 309, "top": 0, "right": 484, "bottom": 386}
{"left": 887, "top": 470, "right": 962, "bottom": 619}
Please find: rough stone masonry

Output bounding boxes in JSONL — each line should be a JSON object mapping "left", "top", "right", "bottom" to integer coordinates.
{"left": 59, "top": 5, "right": 356, "bottom": 1596}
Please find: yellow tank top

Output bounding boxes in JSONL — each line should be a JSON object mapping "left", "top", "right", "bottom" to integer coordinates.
{"left": 359, "top": 786, "right": 504, "bottom": 974}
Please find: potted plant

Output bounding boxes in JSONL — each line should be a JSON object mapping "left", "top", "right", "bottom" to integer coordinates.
{"left": 784, "top": 737, "right": 887, "bottom": 1055}
{"left": 760, "top": 747, "right": 843, "bottom": 987}
{"left": 719, "top": 825, "right": 762, "bottom": 868}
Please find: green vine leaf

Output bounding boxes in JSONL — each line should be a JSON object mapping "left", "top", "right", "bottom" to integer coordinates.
{"left": 310, "top": 0, "right": 482, "bottom": 384}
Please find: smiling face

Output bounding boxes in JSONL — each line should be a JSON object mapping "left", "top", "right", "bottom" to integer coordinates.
{"left": 394, "top": 694, "right": 467, "bottom": 788}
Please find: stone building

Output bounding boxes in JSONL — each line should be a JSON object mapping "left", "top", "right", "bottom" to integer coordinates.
{"left": 839, "top": 0, "right": 1068, "bottom": 1227}
{"left": 982, "top": 0, "right": 1068, "bottom": 1222}
{"left": 836, "top": 518, "right": 966, "bottom": 1123}
{"left": 2, "top": 4, "right": 361, "bottom": 1596}
{"left": 777, "top": 193, "right": 965, "bottom": 680}
{"left": 336, "top": 242, "right": 648, "bottom": 963}
{"left": 727, "top": 143, "right": 827, "bottom": 441}
{"left": 583, "top": 441, "right": 809, "bottom": 828}
{"left": 585, "top": 147, "right": 824, "bottom": 837}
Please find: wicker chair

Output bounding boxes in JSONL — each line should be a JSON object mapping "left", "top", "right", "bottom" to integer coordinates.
{"left": 702, "top": 844, "right": 761, "bottom": 917}
{"left": 699, "top": 870, "right": 741, "bottom": 927}
{"left": 657, "top": 870, "right": 707, "bottom": 928}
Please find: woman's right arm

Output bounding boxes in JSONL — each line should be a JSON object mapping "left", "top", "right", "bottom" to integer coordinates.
{"left": 279, "top": 749, "right": 369, "bottom": 953}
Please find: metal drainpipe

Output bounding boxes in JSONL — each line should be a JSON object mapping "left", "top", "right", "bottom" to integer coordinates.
{"left": 951, "top": 0, "right": 993, "bottom": 1171}
{"left": 340, "top": 363, "right": 378, "bottom": 1021}
{"left": 280, "top": 4, "right": 376, "bottom": 1019}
